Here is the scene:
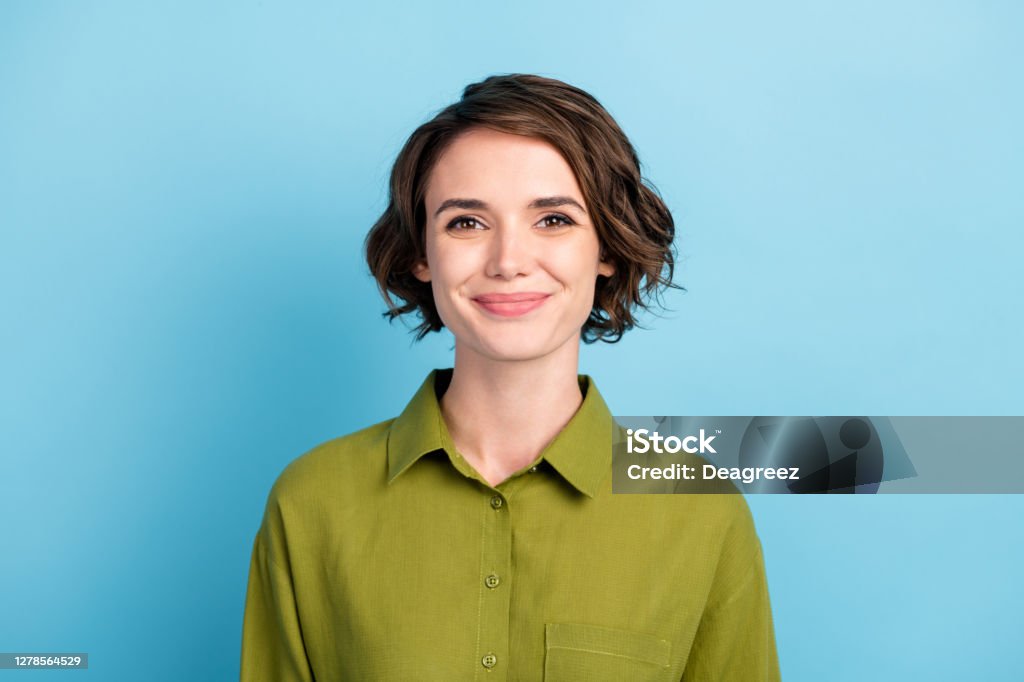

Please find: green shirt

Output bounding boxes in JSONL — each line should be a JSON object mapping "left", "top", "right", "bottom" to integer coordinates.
{"left": 241, "top": 369, "right": 780, "bottom": 681}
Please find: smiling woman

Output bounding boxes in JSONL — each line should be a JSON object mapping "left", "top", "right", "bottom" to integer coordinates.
{"left": 415, "top": 129, "right": 613, "bottom": 373}
{"left": 240, "top": 74, "right": 780, "bottom": 681}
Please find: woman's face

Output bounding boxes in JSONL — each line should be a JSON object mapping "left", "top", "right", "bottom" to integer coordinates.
{"left": 415, "top": 127, "right": 614, "bottom": 364}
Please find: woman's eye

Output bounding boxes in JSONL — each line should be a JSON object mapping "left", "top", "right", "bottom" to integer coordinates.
{"left": 538, "top": 214, "right": 574, "bottom": 229}
{"left": 447, "top": 217, "right": 485, "bottom": 231}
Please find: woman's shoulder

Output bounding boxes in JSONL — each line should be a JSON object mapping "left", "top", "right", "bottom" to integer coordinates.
{"left": 253, "top": 418, "right": 398, "bottom": 562}
{"left": 266, "top": 417, "right": 396, "bottom": 506}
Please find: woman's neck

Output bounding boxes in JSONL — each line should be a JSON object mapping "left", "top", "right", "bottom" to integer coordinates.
{"left": 439, "top": 338, "right": 584, "bottom": 487}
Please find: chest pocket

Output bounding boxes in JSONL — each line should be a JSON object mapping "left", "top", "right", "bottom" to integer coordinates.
{"left": 544, "top": 623, "right": 672, "bottom": 681}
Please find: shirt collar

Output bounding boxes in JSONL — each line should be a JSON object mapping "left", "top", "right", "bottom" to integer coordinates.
{"left": 387, "top": 368, "right": 613, "bottom": 497}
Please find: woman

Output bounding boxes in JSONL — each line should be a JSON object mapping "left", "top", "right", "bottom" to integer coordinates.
{"left": 241, "top": 74, "right": 779, "bottom": 681}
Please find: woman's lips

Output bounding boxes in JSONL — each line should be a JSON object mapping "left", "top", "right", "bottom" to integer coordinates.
{"left": 472, "top": 292, "right": 551, "bottom": 317}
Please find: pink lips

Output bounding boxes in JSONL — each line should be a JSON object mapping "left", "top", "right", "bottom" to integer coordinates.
{"left": 472, "top": 292, "right": 551, "bottom": 317}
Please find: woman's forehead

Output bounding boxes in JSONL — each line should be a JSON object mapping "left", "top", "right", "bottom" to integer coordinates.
{"left": 425, "top": 128, "right": 586, "bottom": 212}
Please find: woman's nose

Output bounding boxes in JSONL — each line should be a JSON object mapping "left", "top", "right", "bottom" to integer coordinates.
{"left": 485, "top": 225, "right": 533, "bottom": 280}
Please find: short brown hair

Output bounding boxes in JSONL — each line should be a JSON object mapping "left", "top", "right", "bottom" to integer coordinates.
{"left": 364, "top": 73, "right": 678, "bottom": 343}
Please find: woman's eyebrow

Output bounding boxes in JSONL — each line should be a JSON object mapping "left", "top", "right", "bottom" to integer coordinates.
{"left": 433, "top": 196, "right": 587, "bottom": 218}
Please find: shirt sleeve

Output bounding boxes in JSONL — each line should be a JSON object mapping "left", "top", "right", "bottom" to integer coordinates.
{"left": 240, "top": 530, "right": 316, "bottom": 681}
{"left": 681, "top": 503, "right": 781, "bottom": 681}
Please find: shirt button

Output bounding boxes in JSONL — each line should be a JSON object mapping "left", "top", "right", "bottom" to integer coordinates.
{"left": 481, "top": 653, "right": 497, "bottom": 669}
{"left": 489, "top": 495, "right": 503, "bottom": 510}
{"left": 485, "top": 574, "right": 500, "bottom": 589}
{"left": 529, "top": 466, "right": 538, "bottom": 473}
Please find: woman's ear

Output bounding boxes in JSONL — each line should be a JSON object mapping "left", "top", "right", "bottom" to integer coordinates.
{"left": 412, "top": 259, "right": 432, "bottom": 282}
{"left": 597, "top": 255, "right": 615, "bottom": 278}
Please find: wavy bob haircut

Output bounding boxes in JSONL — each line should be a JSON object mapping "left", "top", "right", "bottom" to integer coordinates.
{"left": 365, "top": 73, "right": 678, "bottom": 343}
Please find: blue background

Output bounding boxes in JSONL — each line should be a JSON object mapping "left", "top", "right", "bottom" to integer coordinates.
{"left": 2, "top": 1, "right": 1022, "bottom": 679}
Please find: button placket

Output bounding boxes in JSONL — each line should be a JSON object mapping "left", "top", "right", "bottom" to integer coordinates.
{"left": 476, "top": 490, "right": 512, "bottom": 680}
